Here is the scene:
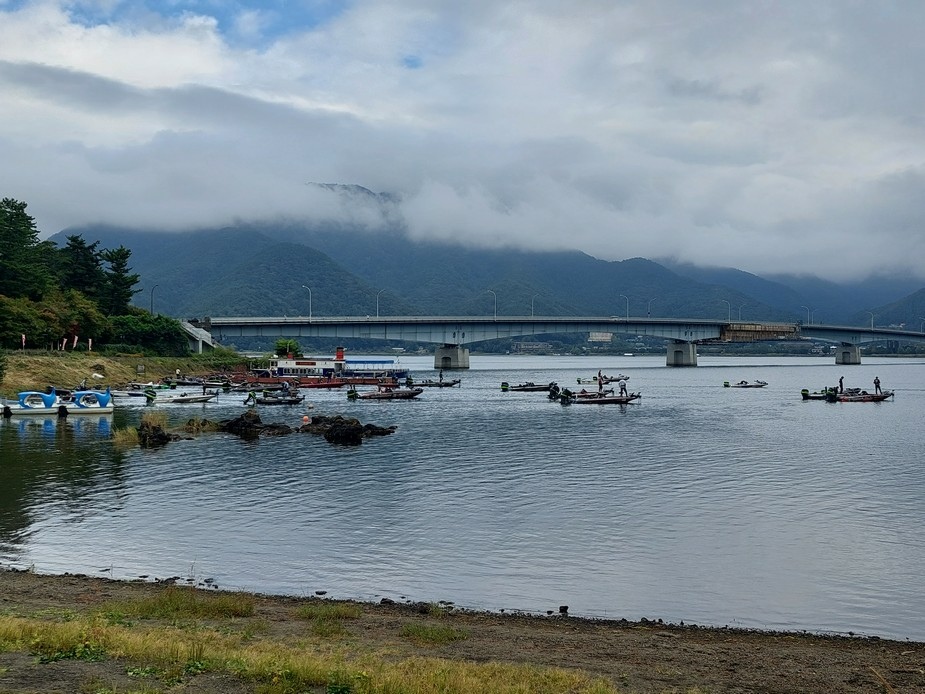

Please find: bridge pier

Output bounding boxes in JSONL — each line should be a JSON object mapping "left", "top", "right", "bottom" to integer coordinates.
{"left": 666, "top": 340, "right": 698, "bottom": 367}
{"left": 835, "top": 343, "right": 862, "bottom": 365}
{"left": 434, "top": 344, "right": 470, "bottom": 370}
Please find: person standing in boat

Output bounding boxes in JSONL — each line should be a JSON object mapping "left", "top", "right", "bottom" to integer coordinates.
{"left": 874, "top": 376, "right": 882, "bottom": 394}
{"left": 618, "top": 379, "right": 628, "bottom": 396}
{"left": 838, "top": 376, "right": 844, "bottom": 393}
{"left": 597, "top": 372, "right": 604, "bottom": 393}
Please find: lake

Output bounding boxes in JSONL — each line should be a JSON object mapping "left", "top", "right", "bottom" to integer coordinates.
{"left": 2, "top": 355, "right": 924, "bottom": 640}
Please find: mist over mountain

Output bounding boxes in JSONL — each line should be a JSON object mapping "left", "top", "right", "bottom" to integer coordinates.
{"left": 53, "top": 219, "right": 925, "bottom": 329}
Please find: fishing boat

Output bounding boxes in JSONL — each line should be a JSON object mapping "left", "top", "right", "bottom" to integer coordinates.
{"left": 724, "top": 380, "right": 768, "bottom": 388}
{"left": 2, "top": 387, "right": 115, "bottom": 417}
{"left": 408, "top": 378, "right": 461, "bottom": 388}
{"left": 244, "top": 391, "right": 305, "bottom": 405}
{"left": 825, "top": 390, "right": 894, "bottom": 403}
{"left": 347, "top": 385, "right": 423, "bottom": 400}
{"left": 560, "top": 390, "right": 641, "bottom": 405}
{"left": 801, "top": 388, "right": 836, "bottom": 401}
{"left": 501, "top": 381, "right": 556, "bottom": 392}
{"left": 144, "top": 388, "right": 217, "bottom": 404}
{"left": 576, "top": 374, "right": 629, "bottom": 385}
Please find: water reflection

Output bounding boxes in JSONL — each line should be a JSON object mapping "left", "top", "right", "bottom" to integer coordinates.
{"left": 0, "top": 415, "right": 126, "bottom": 558}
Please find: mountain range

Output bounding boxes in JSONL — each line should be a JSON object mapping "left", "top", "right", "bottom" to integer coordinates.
{"left": 54, "top": 214, "right": 925, "bottom": 332}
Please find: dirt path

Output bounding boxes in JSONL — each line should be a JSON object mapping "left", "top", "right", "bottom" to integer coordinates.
{"left": 1, "top": 569, "right": 923, "bottom": 693}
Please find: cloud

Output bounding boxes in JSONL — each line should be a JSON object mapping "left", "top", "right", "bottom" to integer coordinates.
{"left": 1, "top": 0, "right": 924, "bottom": 281}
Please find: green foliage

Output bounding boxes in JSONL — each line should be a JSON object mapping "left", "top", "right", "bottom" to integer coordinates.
{"left": 399, "top": 622, "right": 469, "bottom": 645}
{"left": 274, "top": 338, "right": 301, "bottom": 357}
{"left": 58, "top": 235, "right": 106, "bottom": 301}
{"left": 0, "top": 198, "right": 52, "bottom": 299}
{"left": 105, "top": 586, "right": 255, "bottom": 619}
{"left": 100, "top": 245, "right": 141, "bottom": 315}
{"left": 0, "top": 349, "right": 5, "bottom": 383}
{"left": 105, "top": 314, "right": 189, "bottom": 356}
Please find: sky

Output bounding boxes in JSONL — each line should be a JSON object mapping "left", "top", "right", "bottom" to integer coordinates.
{"left": 1, "top": 0, "right": 924, "bottom": 281}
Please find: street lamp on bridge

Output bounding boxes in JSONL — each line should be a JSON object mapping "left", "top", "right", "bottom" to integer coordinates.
{"left": 920, "top": 316, "right": 925, "bottom": 333}
{"left": 647, "top": 297, "right": 657, "bottom": 317}
{"left": 801, "top": 305, "right": 812, "bottom": 324}
{"left": 866, "top": 311, "right": 874, "bottom": 330}
{"left": 150, "top": 284, "right": 159, "bottom": 315}
{"left": 619, "top": 294, "right": 629, "bottom": 320}
{"left": 487, "top": 290, "right": 497, "bottom": 320}
{"left": 721, "top": 299, "right": 731, "bottom": 321}
{"left": 376, "top": 288, "right": 386, "bottom": 318}
{"left": 301, "top": 285, "right": 312, "bottom": 321}
{"left": 531, "top": 293, "right": 539, "bottom": 317}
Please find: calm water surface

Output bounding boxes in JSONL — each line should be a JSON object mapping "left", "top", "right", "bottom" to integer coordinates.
{"left": 2, "top": 355, "right": 924, "bottom": 640}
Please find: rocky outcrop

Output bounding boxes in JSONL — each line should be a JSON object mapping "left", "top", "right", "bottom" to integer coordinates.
{"left": 300, "top": 414, "right": 397, "bottom": 446}
{"left": 137, "top": 420, "right": 178, "bottom": 448}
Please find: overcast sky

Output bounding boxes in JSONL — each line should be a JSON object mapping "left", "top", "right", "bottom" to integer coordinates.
{"left": 1, "top": 0, "right": 923, "bottom": 280}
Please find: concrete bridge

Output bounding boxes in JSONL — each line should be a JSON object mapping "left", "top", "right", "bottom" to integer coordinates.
{"left": 197, "top": 315, "right": 925, "bottom": 368}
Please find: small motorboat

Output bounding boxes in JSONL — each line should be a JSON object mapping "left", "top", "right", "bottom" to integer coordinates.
{"left": 244, "top": 391, "right": 305, "bottom": 405}
{"left": 501, "top": 381, "right": 556, "bottom": 392}
{"left": 407, "top": 378, "right": 461, "bottom": 388}
{"left": 347, "top": 386, "right": 423, "bottom": 400}
{"left": 144, "top": 388, "right": 217, "bottom": 404}
{"left": 560, "top": 389, "right": 641, "bottom": 405}
{"left": 576, "top": 374, "right": 629, "bottom": 385}
{"left": 724, "top": 380, "right": 768, "bottom": 388}
{"left": 826, "top": 390, "right": 894, "bottom": 403}
{"left": 801, "top": 388, "right": 836, "bottom": 401}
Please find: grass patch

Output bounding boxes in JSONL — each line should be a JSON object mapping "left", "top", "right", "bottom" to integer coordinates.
{"left": 295, "top": 602, "right": 362, "bottom": 621}
{"left": 181, "top": 417, "right": 220, "bottom": 434}
{"left": 399, "top": 622, "right": 469, "bottom": 646}
{"left": 138, "top": 411, "right": 168, "bottom": 430}
{"left": 0, "top": 614, "right": 618, "bottom": 693}
{"left": 110, "top": 426, "right": 139, "bottom": 448}
{"left": 104, "top": 586, "right": 255, "bottom": 620}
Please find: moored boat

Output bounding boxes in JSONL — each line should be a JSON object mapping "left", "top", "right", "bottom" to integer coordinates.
{"left": 2, "top": 387, "right": 115, "bottom": 417}
{"left": 144, "top": 388, "right": 217, "bottom": 404}
{"left": 724, "top": 380, "right": 768, "bottom": 388}
{"left": 801, "top": 388, "right": 836, "bottom": 400}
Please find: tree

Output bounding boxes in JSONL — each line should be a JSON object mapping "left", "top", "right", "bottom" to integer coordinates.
{"left": 57, "top": 235, "right": 105, "bottom": 302}
{"left": 104, "top": 313, "right": 189, "bottom": 356}
{"left": 275, "top": 338, "right": 302, "bottom": 357}
{"left": 0, "top": 198, "right": 51, "bottom": 299}
{"left": 100, "top": 246, "right": 141, "bottom": 316}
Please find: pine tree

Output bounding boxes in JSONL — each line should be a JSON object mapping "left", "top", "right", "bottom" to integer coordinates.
{"left": 58, "top": 235, "right": 106, "bottom": 301}
{"left": 100, "top": 246, "right": 141, "bottom": 315}
{"left": 0, "top": 198, "right": 51, "bottom": 299}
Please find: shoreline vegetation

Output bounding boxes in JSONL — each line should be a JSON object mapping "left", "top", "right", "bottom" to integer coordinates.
{"left": 1, "top": 569, "right": 923, "bottom": 694}
{"left": 0, "top": 352, "right": 245, "bottom": 398}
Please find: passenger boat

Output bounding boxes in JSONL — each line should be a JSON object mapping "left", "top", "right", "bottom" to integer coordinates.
{"left": 501, "top": 381, "right": 556, "bottom": 392}
{"left": 2, "top": 387, "right": 115, "bottom": 417}
{"left": 347, "top": 385, "right": 423, "bottom": 400}
{"left": 825, "top": 390, "right": 894, "bottom": 403}
{"left": 724, "top": 380, "right": 768, "bottom": 388}
{"left": 243, "top": 347, "right": 407, "bottom": 388}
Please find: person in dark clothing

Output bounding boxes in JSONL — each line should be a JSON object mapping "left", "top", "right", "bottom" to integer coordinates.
{"left": 838, "top": 376, "right": 844, "bottom": 393}
{"left": 874, "top": 376, "right": 881, "bottom": 394}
